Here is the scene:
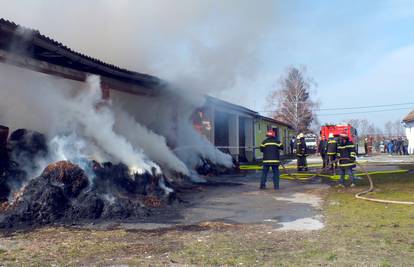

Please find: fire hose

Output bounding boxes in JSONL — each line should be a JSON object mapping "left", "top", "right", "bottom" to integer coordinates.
{"left": 354, "top": 162, "right": 414, "bottom": 205}
{"left": 278, "top": 161, "right": 414, "bottom": 205}
{"left": 175, "top": 145, "right": 414, "bottom": 204}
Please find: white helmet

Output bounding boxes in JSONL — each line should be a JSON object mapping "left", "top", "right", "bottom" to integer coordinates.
{"left": 328, "top": 133, "right": 334, "bottom": 139}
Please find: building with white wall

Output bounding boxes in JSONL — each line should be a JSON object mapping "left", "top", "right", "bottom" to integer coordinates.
{"left": 403, "top": 110, "right": 414, "bottom": 154}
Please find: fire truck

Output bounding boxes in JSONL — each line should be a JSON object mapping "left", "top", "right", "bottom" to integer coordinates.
{"left": 320, "top": 124, "right": 359, "bottom": 152}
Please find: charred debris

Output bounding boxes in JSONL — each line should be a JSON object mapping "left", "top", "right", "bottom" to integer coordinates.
{"left": 0, "top": 127, "right": 235, "bottom": 229}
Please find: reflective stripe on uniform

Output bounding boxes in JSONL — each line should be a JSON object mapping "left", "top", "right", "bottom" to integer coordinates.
{"left": 327, "top": 152, "right": 336, "bottom": 155}
{"left": 262, "top": 142, "right": 282, "bottom": 147}
{"left": 339, "top": 163, "right": 356, "bottom": 167}
{"left": 263, "top": 160, "right": 280, "bottom": 163}
{"left": 328, "top": 141, "right": 337, "bottom": 144}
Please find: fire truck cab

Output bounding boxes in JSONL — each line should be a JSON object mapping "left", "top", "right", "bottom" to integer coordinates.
{"left": 320, "top": 124, "right": 359, "bottom": 153}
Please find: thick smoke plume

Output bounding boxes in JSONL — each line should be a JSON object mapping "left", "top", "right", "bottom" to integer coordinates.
{"left": 0, "top": 62, "right": 232, "bottom": 181}
{"left": 1, "top": 0, "right": 278, "bottom": 94}
{"left": 0, "top": 63, "right": 178, "bottom": 175}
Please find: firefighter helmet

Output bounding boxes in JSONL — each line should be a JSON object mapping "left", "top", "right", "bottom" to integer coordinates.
{"left": 339, "top": 133, "right": 348, "bottom": 139}
{"left": 297, "top": 133, "right": 304, "bottom": 139}
{"left": 266, "top": 130, "right": 275, "bottom": 137}
{"left": 328, "top": 133, "right": 334, "bottom": 139}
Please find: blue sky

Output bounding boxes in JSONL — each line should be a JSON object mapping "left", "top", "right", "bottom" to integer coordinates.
{"left": 217, "top": 0, "right": 414, "bottom": 127}
{"left": 1, "top": 0, "right": 413, "bottom": 128}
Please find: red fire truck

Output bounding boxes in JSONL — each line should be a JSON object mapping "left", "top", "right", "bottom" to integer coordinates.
{"left": 320, "top": 124, "right": 359, "bottom": 151}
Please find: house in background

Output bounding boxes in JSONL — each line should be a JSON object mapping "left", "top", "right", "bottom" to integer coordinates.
{"left": 193, "top": 97, "right": 296, "bottom": 163}
{"left": 403, "top": 110, "right": 414, "bottom": 154}
{"left": 192, "top": 96, "right": 256, "bottom": 163}
{"left": 254, "top": 115, "right": 295, "bottom": 160}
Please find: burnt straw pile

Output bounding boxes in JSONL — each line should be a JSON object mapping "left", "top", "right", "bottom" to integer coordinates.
{"left": 0, "top": 128, "right": 236, "bottom": 229}
{"left": 0, "top": 160, "right": 171, "bottom": 229}
{"left": 0, "top": 129, "right": 175, "bottom": 229}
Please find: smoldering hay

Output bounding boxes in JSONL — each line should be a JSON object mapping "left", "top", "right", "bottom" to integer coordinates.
{"left": 0, "top": 62, "right": 232, "bottom": 178}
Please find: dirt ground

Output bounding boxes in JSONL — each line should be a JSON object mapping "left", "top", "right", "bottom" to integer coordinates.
{"left": 0, "top": 158, "right": 413, "bottom": 266}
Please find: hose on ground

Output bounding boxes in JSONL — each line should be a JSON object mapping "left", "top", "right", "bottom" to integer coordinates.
{"left": 278, "top": 160, "right": 414, "bottom": 205}
{"left": 279, "top": 159, "right": 332, "bottom": 182}
{"left": 355, "top": 162, "right": 414, "bottom": 205}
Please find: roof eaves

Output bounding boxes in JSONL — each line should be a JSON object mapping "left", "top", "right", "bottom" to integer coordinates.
{"left": 0, "top": 18, "right": 165, "bottom": 89}
{"left": 206, "top": 96, "right": 258, "bottom": 116}
{"left": 256, "top": 115, "right": 294, "bottom": 129}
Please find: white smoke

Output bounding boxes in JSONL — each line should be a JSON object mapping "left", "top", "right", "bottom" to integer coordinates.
{"left": 0, "top": 62, "right": 231, "bottom": 180}
{"left": 0, "top": 63, "right": 160, "bottom": 175}
{"left": 110, "top": 87, "right": 233, "bottom": 170}
{"left": 0, "top": 1, "right": 263, "bottom": 176}
{"left": 112, "top": 106, "right": 189, "bottom": 175}
{"left": 0, "top": 0, "right": 278, "bottom": 95}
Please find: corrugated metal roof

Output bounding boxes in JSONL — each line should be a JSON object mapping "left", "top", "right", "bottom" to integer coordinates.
{"left": 0, "top": 18, "right": 164, "bottom": 89}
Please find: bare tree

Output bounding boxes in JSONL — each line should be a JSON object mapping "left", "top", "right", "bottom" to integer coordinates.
{"left": 384, "top": 120, "right": 405, "bottom": 137}
{"left": 393, "top": 120, "right": 405, "bottom": 136}
{"left": 347, "top": 119, "right": 361, "bottom": 132}
{"left": 267, "top": 66, "right": 319, "bottom": 133}
{"left": 347, "top": 118, "right": 383, "bottom": 138}
{"left": 384, "top": 121, "right": 394, "bottom": 137}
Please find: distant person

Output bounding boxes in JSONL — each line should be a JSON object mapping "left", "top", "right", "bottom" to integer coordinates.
{"left": 337, "top": 134, "right": 357, "bottom": 187}
{"left": 318, "top": 136, "right": 328, "bottom": 168}
{"left": 326, "top": 133, "right": 338, "bottom": 171}
{"left": 290, "top": 136, "right": 295, "bottom": 155}
{"left": 397, "top": 138, "right": 403, "bottom": 155}
{"left": 296, "top": 133, "right": 308, "bottom": 171}
{"left": 403, "top": 138, "right": 409, "bottom": 155}
{"left": 364, "top": 137, "right": 368, "bottom": 155}
{"left": 388, "top": 141, "right": 394, "bottom": 155}
{"left": 260, "top": 130, "right": 283, "bottom": 190}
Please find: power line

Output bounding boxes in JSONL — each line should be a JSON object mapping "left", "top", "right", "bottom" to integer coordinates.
{"left": 317, "top": 107, "right": 413, "bottom": 116}
{"left": 256, "top": 102, "right": 414, "bottom": 113}
{"left": 319, "top": 102, "right": 414, "bottom": 111}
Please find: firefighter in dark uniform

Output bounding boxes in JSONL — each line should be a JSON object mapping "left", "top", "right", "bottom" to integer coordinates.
{"left": 337, "top": 134, "right": 357, "bottom": 187}
{"left": 260, "top": 130, "right": 283, "bottom": 190}
{"left": 318, "top": 136, "right": 328, "bottom": 168}
{"left": 326, "top": 133, "right": 338, "bottom": 171}
{"left": 296, "top": 133, "right": 308, "bottom": 171}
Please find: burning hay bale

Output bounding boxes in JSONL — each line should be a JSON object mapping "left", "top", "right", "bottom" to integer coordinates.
{"left": 0, "top": 177, "right": 10, "bottom": 203}
{"left": 143, "top": 195, "right": 163, "bottom": 208}
{"left": 0, "top": 177, "right": 68, "bottom": 227}
{"left": 0, "top": 129, "right": 50, "bottom": 200}
{"left": 0, "top": 125, "right": 9, "bottom": 176}
{"left": 196, "top": 158, "right": 238, "bottom": 176}
{"left": 41, "top": 161, "right": 89, "bottom": 198}
{"left": 0, "top": 160, "right": 173, "bottom": 229}
{"left": 66, "top": 191, "right": 104, "bottom": 220}
{"left": 92, "top": 162, "right": 166, "bottom": 198}
{"left": 8, "top": 129, "right": 48, "bottom": 166}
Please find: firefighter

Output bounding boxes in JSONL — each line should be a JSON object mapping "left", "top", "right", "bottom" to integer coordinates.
{"left": 260, "top": 130, "right": 283, "bottom": 190}
{"left": 326, "top": 133, "right": 338, "bottom": 171}
{"left": 296, "top": 133, "right": 308, "bottom": 171}
{"left": 318, "top": 136, "right": 328, "bottom": 168}
{"left": 337, "top": 134, "right": 357, "bottom": 187}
